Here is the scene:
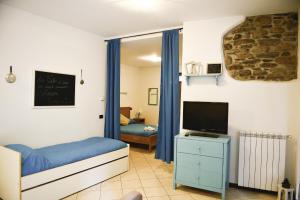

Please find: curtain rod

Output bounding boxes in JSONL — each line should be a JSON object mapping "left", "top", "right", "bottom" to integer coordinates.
{"left": 104, "top": 28, "right": 183, "bottom": 42}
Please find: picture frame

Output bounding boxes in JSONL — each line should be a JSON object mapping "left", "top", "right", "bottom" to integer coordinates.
{"left": 148, "top": 88, "right": 158, "bottom": 105}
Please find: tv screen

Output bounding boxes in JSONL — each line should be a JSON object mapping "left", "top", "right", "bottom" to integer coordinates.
{"left": 183, "top": 101, "right": 228, "bottom": 134}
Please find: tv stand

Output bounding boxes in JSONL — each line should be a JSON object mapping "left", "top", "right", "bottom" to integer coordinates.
{"left": 186, "top": 132, "right": 220, "bottom": 138}
{"left": 173, "top": 134, "right": 230, "bottom": 200}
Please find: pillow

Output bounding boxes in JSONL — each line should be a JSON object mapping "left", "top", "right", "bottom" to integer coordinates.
{"left": 22, "top": 151, "right": 52, "bottom": 176}
{"left": 5, "top": 144, "right": 33, "bottom": 163}
{"left": 129, "top": 119, "right": 136, "bottom": 124}
{"left": 120, "top": 114, "right": 130, "bottom": 125}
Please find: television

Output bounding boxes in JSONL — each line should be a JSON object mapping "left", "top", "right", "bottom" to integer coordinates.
{"left": 183, "top": 101, "right": 228, "bottom": 135}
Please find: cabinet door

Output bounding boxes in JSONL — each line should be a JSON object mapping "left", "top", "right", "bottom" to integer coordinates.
{"left": 176, "top": 153, "right": 200, "bottom": 185}
{"left": 176, "top": 166, "right": 200, "bottom": 185}
{"left": 177, "top": 153, "right": 200, "bottom": 168}
{"left": 176, "top": 153, "right": 223, "bottom": 189}
{"left": 177, "top": 139, "right": 223, "bottom": 158}
{"left": 198, "top": 155, "right": 223, "bottom": 189}
{"left": 199, "top": 170, "right": 223, "bottom": 189}
{"left": 198, "top": 156, "right": 223, "bottom": 172}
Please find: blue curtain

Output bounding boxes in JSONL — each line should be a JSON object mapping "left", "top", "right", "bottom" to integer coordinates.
{"left": 155, "top": 29, "right": 180, "bottom": 163}
{"left": 104, "top": 39, "right": 121, "bottom": 139}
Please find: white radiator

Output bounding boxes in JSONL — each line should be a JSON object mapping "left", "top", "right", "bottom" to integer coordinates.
{"left": 238, "top": 132, "right": 288, "bottom": 191}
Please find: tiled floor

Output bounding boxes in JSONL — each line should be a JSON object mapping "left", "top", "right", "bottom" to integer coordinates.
{"left": 63, "top": 147, "right": 276, "bottom": 200}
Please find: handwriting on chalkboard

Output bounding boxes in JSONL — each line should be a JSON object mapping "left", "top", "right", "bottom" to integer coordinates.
{"left": 34, "top": 71, "right": 76, "bottom": 106}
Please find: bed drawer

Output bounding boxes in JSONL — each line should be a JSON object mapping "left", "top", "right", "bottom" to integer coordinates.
{"left": 177, "top": 139, "right": 223, "bottom": 158}
{"left": 22, "top": 157, "right": 128, "bottom": 200}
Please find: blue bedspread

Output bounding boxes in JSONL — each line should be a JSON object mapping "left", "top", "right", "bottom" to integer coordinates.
{"left": 121, "top": 124, "right": 157, "bottom": 137}
{"left": 6, "top": 137, "right": 127, "bottom": 176}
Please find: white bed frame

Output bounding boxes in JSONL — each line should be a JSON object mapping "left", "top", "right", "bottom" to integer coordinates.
{"left": 0, "top": 144, "right": 129, "bottom": 200}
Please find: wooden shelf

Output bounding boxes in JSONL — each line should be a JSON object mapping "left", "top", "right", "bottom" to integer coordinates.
{"left": 185, "top": 74, "right": 221, "bottom": 86}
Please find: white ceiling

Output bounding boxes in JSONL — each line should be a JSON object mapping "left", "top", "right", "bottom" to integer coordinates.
{"left": 121, "top": 34, "right": 182, "bottom": 67}
{"left": 0, "top": 0, "right": 298, "bottom": 37}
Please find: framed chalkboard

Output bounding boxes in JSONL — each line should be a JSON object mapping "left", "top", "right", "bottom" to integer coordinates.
{"left": 34, "top": 70, "right": 76, "bottom": 107}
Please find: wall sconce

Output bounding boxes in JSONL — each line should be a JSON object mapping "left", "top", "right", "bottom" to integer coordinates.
{"left": 5, "top": 66, "right": 16, "bottom": 83}
{"left": 80, "top": 69, "right": 84, "bottom": 85}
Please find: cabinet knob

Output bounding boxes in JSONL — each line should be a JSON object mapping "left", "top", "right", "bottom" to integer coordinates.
{"left": 198, "top": 162, "right": 201, "bottom": 166}
{"left": 198, "top": 147, "right": 201, "bottom": 152}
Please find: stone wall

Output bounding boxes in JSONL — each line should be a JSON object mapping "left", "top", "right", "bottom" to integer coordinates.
{"left": 223, "top": 13, "right": 298, "bottom": 81}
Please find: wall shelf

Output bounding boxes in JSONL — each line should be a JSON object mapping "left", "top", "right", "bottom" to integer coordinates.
{"left": 185, "top": 74, "right": 221, "bottom": 86}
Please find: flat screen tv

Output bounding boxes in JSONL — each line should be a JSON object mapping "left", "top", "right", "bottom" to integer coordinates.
{"left": 183, "top": 101, "right": 228, "bottom": 134}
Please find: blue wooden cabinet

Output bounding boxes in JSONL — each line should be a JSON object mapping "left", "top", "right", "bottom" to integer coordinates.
{"left": 173, "top": 134, "right": 230, "bottom": 200}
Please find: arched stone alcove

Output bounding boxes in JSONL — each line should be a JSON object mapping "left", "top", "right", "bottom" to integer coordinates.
{"left": 223, "top": 13, "right": 298, "bottom": 81}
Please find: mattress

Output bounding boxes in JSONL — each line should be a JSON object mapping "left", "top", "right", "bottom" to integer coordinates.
{"left": 6, "top": 137, "right": 127, "bottom": 176}
{"left": 120, "top": 124, "right": 157, "bottom": 137}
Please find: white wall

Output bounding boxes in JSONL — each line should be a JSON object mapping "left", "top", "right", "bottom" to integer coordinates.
{"left": 296, "top": 5, "right": 300, "bottom": 199}
{"left": 120, "top": 65, "right": 160, "bottom": 125}
{"left": 138, "top": 67, "right": 161, "bottom": 125}
{"left": 182, "top": 16, "right": 300, "bottom": 184}
{"left": 0, "top": 4, "right": 106, "bottom": 148}
{"left": 120, "top": 64, "right": 141, "bottom": 118}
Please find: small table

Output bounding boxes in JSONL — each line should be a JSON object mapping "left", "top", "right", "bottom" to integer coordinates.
{"left": 278, "top": 184, "right": 294, "bottom": 200}
{"left": 133, "top": 118, "right": 145, "bottom": 124}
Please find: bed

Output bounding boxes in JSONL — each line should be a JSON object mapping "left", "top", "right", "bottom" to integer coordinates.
{"left": 120, "top": 107, "right": 157, "bottom": 151}
{"left": 0, "top": 137, "right": 129, "bottom": 200}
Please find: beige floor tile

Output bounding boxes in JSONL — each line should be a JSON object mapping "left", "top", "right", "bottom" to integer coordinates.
{"left": 163, "top": 185, "right": 188, "bottom": 196}
{"left": 136, "top": 168, "right": 154, "bottom": 174}
{"left": 138, "top": 172, "right": 157, "bottom": 180}
{"left": 101, "top": 180, "right": 122, "bottom": 190}
{"left": 255, "top": 193, "right": 276, "bottom": 200}
{"left": 135, "top": 164, "right": 152, "bottom": 170}
{"left": 147, "top": 162, "right": 164, "bottom": 169}
{"left": 226, "top": 188, "right": 276, "bottom": 200}
{"left": 129, "top": 163, "right": 135, "bottom": 170}
{"left": 68, "top": 148, "right": 278, "bottom": 200}
{"left": 101, "top": 189, "right": 123, "bottom": 200}
{"left": 141, "top": 178, "right": 162, "bottom": 188}
{"left": 131, "top": 155, "right": 145, "bottom": 161}
{"left": 134, "top": 159, "right": 148, "bottom": 163}
{"left": 137, "top": 169, "right": 157, "bottom": 179}
{"left": 127, "top": 168, "right": 137, "bottom": 173}
{"left": 153, "top": 167, "right": 170, "bottom": 173}
{"left": 121, "top": 171, "right": 140, "bottom": 181}
{"left": 190, "top": 193, "right": 220, "bottom": 200}
{"left": 147, "top": 196, "right": 170, "bottom": 200}
{"left": 122, "top": 187, "right": 146, "bottom": 197}
{"left": 76, "top": 190, "right": 101, "bottom": 200}
{"left": 186, "top": 187, "right": 220, "bottom": 200}
{"left": 121, "top": 179, "right": 142, "bottom": 189}
{"left": 133, "top": 161, "right": 148, "bottom": 166}
{"left": 154, "top": 171, "right": 172, "bottom": 179}
{"left": 85, "top": 183, "right": 101, "bottom": 191}
{"left": 169, "top": 194, "right": 194, "bottom": 200}
{"left": 105, "top": 175, "right": 121, "bottom": 183}
{"left": 62, "top": 194, "right": 77, "bottom": 200}
{"left": 144, "top": 187, "right": 167, "bottom": 197}
{"left": 159, "top": 178, "right": 173, "bottom": 187}
{"left": 144, "top": 154, "right": 155, "bottom": 159}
